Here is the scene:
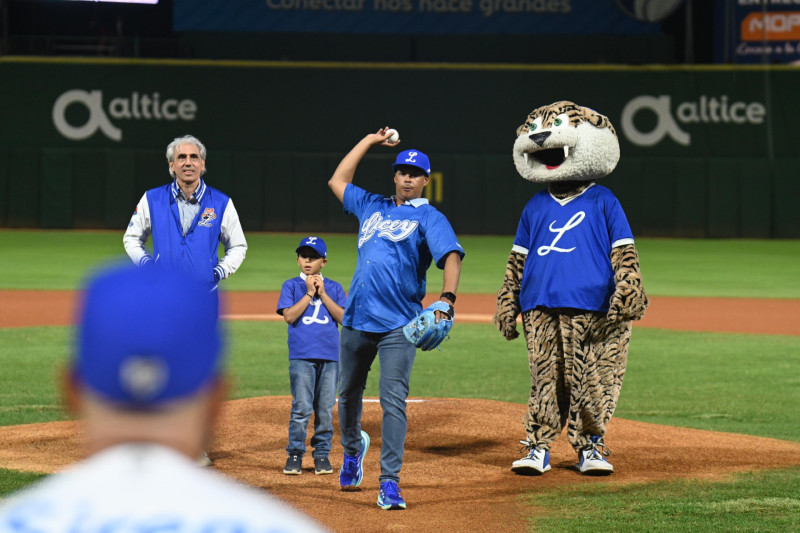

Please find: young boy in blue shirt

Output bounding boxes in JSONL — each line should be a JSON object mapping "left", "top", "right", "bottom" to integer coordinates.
{"left": 277, "top": 236, "right": 347, "bottom": 475}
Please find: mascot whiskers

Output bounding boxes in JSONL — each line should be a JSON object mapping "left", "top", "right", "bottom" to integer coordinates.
{"left": 494, "top": 101, "right": 648, "bottom": 475}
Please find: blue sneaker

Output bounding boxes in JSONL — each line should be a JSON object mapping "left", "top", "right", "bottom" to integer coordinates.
{"left": 340, "top": 430, "right": 370, "bottom": 490}
{"left": 377, "top": 480, "right": 406, "bottom": 510}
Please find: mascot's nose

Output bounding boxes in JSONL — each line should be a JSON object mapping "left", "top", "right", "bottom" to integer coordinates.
{"left": 530, "top": 131, "right": 551, "bottom": 147}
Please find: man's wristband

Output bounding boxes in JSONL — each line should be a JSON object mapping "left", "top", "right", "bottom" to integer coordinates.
{"left": 440, "top": 291, "right": 457, "bottom": 304}
{"left": 306, "top": 293, "right": 314, "bottom": 299}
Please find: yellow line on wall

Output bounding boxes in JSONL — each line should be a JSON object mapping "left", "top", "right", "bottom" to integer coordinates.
{"left": 1, "top": 55, "right": 796, "bottom": 73}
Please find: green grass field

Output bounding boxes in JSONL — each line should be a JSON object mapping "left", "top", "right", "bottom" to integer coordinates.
{"left": 1, "top": 230, "right": 799, "bottom": 531}
{"left": 2, "top": 230, "right": 800, "bottom": 297}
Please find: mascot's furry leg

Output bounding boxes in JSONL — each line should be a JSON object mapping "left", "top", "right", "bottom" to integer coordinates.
{"left": 561, "top": 311, "right": 631, "bottom": 449}
{"left": 518, "top": 308, "right": 630, "bottom": 450}
{"left": 519, "top": 308, "right": 568, "bottom": 447}
{"left": 496, "top": 244, "right": 647, "bottom": 457}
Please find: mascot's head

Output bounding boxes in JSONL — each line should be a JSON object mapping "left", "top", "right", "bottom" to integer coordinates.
{"left": 513, "top": 101, "right": 620, "bottom": 184}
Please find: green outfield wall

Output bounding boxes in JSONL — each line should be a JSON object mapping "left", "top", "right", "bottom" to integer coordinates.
{"left": 1, "top": 58, "right": 798, "bottom": 238}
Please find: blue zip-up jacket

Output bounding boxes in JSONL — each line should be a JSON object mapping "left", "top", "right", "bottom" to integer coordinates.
{"left": 146, "top": 181, "right": 230, "bottom": 286}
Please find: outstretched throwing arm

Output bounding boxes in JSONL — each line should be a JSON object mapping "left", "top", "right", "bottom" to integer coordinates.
{"left": 328, "top": 127, "right": 400, "bottom": 203}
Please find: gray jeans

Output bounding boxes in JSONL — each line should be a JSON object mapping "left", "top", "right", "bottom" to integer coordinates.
{"left": 338, "top": 326, "right": 416, "bottom": 484}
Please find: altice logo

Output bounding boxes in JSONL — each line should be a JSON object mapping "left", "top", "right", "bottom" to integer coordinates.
{"left": 620, "top": 94, "right": 766, "bottom": 147}
{"left": 52, "top": 89, "right": 198, "bottom": 142}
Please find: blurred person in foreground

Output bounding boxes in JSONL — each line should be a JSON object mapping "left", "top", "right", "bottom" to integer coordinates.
{"left": 0, "top": 262, "right": 328, "bottom": 533}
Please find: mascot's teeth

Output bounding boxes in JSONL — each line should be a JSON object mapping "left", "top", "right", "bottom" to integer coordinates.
{"left": 563, "top": 146, "right": 570, "bottom": 158}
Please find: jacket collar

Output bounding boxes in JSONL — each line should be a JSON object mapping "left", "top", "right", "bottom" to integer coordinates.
{"left": 390, "top": 196, "right": 429, "bottom": 208}
{"left": 171, "top": 179, "right": 206, "bottom": 203}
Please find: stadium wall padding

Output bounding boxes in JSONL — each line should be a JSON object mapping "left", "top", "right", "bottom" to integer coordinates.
{"left": 1, "top": 59, "right": 798, "bottom": 238}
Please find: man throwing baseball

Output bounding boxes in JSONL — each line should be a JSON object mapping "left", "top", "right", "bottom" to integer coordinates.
{"left": 328, "top": 126, "right": 464, "bottom": 510}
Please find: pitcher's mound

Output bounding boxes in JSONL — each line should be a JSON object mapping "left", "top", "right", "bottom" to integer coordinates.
{"left": 2, "top": 397, "right": 799, "bottom": 533}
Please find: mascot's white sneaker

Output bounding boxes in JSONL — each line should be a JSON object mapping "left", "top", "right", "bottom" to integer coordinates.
{"left": 511, "top": 441, "right": 551, "bottom": 475}
{"left": 577, "top": 436, "right": 614, "bottom": 475}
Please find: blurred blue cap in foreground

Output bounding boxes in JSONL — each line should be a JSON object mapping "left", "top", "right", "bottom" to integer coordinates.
{"left": 76, "top": 262, "right": 223, "bottom": 408}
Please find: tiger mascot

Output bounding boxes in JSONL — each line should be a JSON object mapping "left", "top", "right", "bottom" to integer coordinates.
{"left": 494, "top": 101, "right": 648, "bottom": 476}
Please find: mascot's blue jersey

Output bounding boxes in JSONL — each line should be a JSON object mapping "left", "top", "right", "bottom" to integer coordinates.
{"left": 514, "top": 184, "right": 633, "bottom": 313}
{"left": 342, "top": 184, "right": 464, "bottom": 333}
{"left": 146, "top": 181, "right": 230, "bottom": 286}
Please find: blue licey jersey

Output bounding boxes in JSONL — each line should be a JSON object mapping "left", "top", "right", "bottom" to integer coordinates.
{"left": 277, "top": 275, "right": 347, "bottom": 361}
{"left": 342, "top": 184, "right": 464, "bottom": 333}
{"left": 514, "top": 184, "right": 634, "bottom": 313}
{"left": 146, "top": 181, "right": 230, "bottom": 286}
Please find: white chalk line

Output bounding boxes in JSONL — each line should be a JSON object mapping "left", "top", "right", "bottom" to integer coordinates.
{"left": 222, "top": 313, "right": 495, "bottom": 323}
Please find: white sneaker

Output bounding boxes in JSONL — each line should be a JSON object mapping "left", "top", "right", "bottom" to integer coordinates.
{"left": 511, "top": 441, "right": 551, "bottom": 475}
{"left": 577, "top": 437, "right": 613, "bottom": 475}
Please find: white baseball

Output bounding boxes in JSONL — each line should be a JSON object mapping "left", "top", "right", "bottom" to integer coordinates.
{"left": 386, "top": 129, "right": 400, "bottom": 143}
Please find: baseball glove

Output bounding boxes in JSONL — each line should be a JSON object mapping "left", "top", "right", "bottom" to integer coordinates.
{"left": 403, "top": 301, "right": 454, "bottom": 351}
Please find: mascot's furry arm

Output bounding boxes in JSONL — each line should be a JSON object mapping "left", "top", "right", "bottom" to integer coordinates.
{"left": 494, "top": 250, "right": 527, "bottom": 340}
{"left": 607, "top": 244, "right": 649, "bottom": 322}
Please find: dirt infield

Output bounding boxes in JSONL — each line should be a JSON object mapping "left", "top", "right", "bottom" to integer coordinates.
{"left": 1, "top": 290, "right": 799, "bottom": 532}
{"left": 2, "top": 290, "right": 799, "bottom": 335}
{"left": 3, "top": 397, "right": 800, "bottom": 533}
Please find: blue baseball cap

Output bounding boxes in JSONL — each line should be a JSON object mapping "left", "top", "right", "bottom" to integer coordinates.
{"left": 295, "top": 236, "right": 327, "bottom": 258}
{"left": 75, "top": 262, "right": 223, "bottom": 408}
{"left": 392, "top": 149, "right": 431, "bottom": 176}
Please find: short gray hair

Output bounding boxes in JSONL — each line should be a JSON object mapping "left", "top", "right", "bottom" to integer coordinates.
{"left": 166, "top": 135, "right": 207, "bottom": 178}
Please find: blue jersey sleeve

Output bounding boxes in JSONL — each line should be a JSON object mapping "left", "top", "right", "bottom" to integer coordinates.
{"left": 605, "top": 194, "right": 634, "bottom": 245}
{"left": 343, "top": 184, "right": 381, "bottom": 219}
{"left": 513, "top": 196, "right": 536, "bottom": 253}
{"left": 424, "top": 209, "right": 464, "bottom": 269}
{"left": 277, "top": 279, "right": 298, "bottom": 315}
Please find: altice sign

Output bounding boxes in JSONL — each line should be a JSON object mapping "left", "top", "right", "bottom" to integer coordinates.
{"left": 620, "top": 94, "right": 766, "bottom": 147}
{"left": 52, "top": 89, "right": 198, "bottom": 141}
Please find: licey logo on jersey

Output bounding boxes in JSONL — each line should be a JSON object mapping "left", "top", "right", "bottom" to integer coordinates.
{"left": 198, "top": 208, "right": 217, "bottom": 227}
{"left": 302, "top": 300, "right": 330, "bottom": 325}
{"left": 537, "top": 211, "right": 585, "bottom": 256}
{"left": 359, "top": 212, "right": 419, "bottom": 248}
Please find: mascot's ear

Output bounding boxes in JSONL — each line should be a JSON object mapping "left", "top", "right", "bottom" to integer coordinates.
{"left": 581, "top": 106, "right": 617, "bottom": 136}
